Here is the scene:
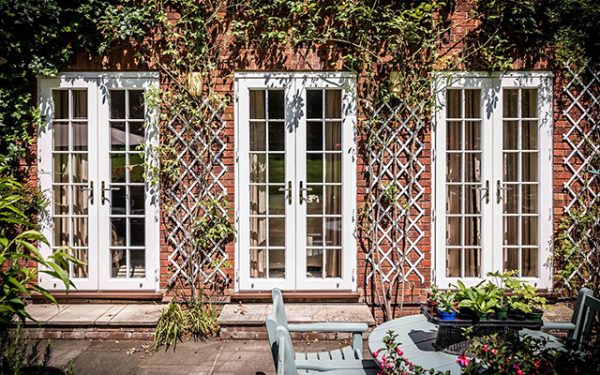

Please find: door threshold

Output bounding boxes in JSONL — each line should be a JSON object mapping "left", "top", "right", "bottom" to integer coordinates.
{"left": 231, "top": 291, "right": 360, "bottom": 303}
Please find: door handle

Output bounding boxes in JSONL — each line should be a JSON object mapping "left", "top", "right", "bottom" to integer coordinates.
{"left": 477, "top": 180, "right": 490, "bottom": 204}
{"left": 101, "top": 181, "right": 120, "bottom": 205}
{"left": 278, "top": 181, "right": 293, "bottom": 205}
{"left": 496, "top": 180, "right": 511, "bottom": 204}
{"left": 299, "top": 181, "right": 313, "bottom": 204}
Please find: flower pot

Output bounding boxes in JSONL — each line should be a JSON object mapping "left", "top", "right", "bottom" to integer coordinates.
{"left": 475, "top": 311, "right": 488, "bottom": 321}
{"left": 427, "top": 300, "right": 438, "bottom": 311}
{"left": 437, "top": 309, "right": 457, "bottom": 321}
{"left": 458, "top": 307, "right": 475, "bottom": 320}
{"left": 526, "top": 308, "right": 544, "bottom": 321}
{"left": 507, "top": 309, "right": 526, "bottom": 320}
{"left": 496, "top": 306, "right": 508, "bottom": 320}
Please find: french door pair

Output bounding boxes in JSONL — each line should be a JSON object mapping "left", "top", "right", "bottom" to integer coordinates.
{"left": 434, "top": 73, "right": 553, "bottom": 288}
{"left": 236, "top": 73, "right": 357, "bottom": 291}
{"left": 37, "top": 73, "right": 159, "bottom": 291}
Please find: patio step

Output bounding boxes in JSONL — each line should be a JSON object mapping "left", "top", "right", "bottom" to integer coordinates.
{"left": 20, "top": 303, "right": 163, "bottom": 340}
{"left": 217, "top": 303, "right": 376, "bottom": 340}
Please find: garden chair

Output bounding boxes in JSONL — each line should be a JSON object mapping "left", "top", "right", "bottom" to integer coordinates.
{"left": 523, "top": 290, "right": 600, "bottom": 352}
{"left": 266, "top": 288, "right": 379, "bottom": 374}
{"left": 274, "top": 325, "right": 379, "bottom": 375}
{"left": 542, "top": 287, "right": 593, "bottom": 338}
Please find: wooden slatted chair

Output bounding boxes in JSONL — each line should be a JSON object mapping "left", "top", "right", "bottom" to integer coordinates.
{"left": 266, "top": 288, "right": 379, "bottom": 374}
{"left": 542, "top": 287, "right": 593, "bottom": 339}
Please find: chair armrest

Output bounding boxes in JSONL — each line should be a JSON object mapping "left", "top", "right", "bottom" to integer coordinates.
{"left": 287, "top": 322, "right": 369, "bottom": 333}
{"left": 541, "top": 321, "right": 575, "bottom": 331}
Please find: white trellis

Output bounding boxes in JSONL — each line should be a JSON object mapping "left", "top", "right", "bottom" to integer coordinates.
{"left": 364, "top": 100, "right": 427, "bottom": 293}
{"left": 561, "top": 63, "right": 600, "bottom": 289}
{"left": 165, "top": 99, "right": 229, "bottom": 286}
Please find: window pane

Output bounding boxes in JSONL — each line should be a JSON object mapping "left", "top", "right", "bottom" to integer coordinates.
{"left": 446, "top": 217, "right": 461, "bottom": 245}
{"left": 130, "top": 186, "right": 145, "bottom": 214}
{"left": 268, "top": 122, "right": 285, "bottom": 151}
{"left": 522, "top": 248, "right": 538, "bottom": 277}
{"left": 130, "top": 250, "right": 146, "bottom": 277}
{"left": 503, "top": 185, "right": 519, "bottom": 214}
{"left": 269, "top": 217, "right": 285, "bottom": 247}
{"left": 522, "top": 152, "right": 537, "bottom": 182}
{"left": 521, "top": 89, "right": 537, "bottom": 118}
{"left": 446, "top": 248, "right": 461, "bottom": 277}
{"left": 111, "top": 218, "right": 126, "bottom": 246}
{"left": 110, "top": 90, "right": 126, "bottom": 119}
{"left": 503, "top": 89, "right": 518, "bottom": 117}
{"left": 325, "top": 90, "right": 342, "bottom": 118}
{"left": 250, "top": 154, "right": 266, "bottom": 183}
{"left": 72, "top": 122, "right": 88, "bottom": 151}
{"left": 268, "top": 90, "right": 284, "bottom": 119}
{"left": 446, "top": 153, "right": 462, "bottom": 182}
{"left": 53, "top": 122, "right": 69, "bottom": 151}
{"left": 465, "top": 153, "right": 481, "bottom": 182}
{"left": 522, "top": 121, "right": 538, "bottom": 150}
{"left": 325, "top": 249, "right": 341, "bottom": 278}
{"left": 111, "top": 186, "right": 126, "bottom": 214}
{"left": 326, "top": 218, "right": 341, "bottom": 246}
{"left": 72, "top": 154, "right": 88, "bottom": 183}
{"left": 72, "top": 249, "right": 88, "bottom": 278}
{"left": 464, "top": 249, "right": 480, "bottom": 277}
{"left": 307, "top": 90, "right": 323, "bottom": 118}
{"left": 250, "top": 90, "right": 265, "bottom": 119}
{"left": 72, "top": 217, "right": 88, "bottom": 247}
{"left": 53, "top": 217, "right": 69, "bottom": 246}
{"left": 111, "top": 249, "right": 126, "bottom": 278}
{"left": 307, "top": 121, "right": 323, "bottom": 151}
{"left": 53, "top": 90, "right": 69, "bottom": 119}
{"left": 72, "top": 186, "right": 89, "bottom": 215}
{"left": 503, "top": 248, "right": 519, "bottom": 272}
{"left": 325, "top": 121, "right": 341, "bottom": 151}
{"left": 307, "top": 248, "right": 323, "bottom": 278}
{"left": 53, "top": 154, "right": 69, "bottom": 183}
{"left": 269, "top": 250, "right": 285, "bottom": 278}
{"left": 503, "top": 153, "right": 519, "bottom": 182}
{"left": 325, "top": 154, "right": 341, "bottom": 183}
{"left": 129, "top": 90, "right": 145, "bottom": 119}
{"left": 522, "top": 216, "right": 538, "bottom": 245}
{"left": 268, "top": 154, "right": 285, "bottom": 183}
{"left": 503, "top": 121, "right": 519, "bottom": 150}
{"left": 464, "top": 185, "right": 481, "bottom": 214}
{"left": 446, "top": 90, "right": 462, "bottom": 118}
{"left": 464, "top": 217, "right": 481, "bottom": 246}
{"left": 307, "top": 154, "right": 323, "bottom": 183}
{"left": 53, "top": 186, "right": 68, "bottom": 215}
{"left": 307, "top": 217, "right": 323, "bottom": 246}
{"left": 250, "top": 185, "right": 267, "bottom": 215}
{"left": 522, "top": 184, "right": 538, "bottom": 214}
{"left": 110, "top": 122, "right": 127, "bottom": 151}
{"left": 446, "top": 185, "right": 462, "bottom": 214}
{"left": 464, "top": 89, "right": 480, "bottom": 118}
{"left": 250, "top": 249, "right": 266, "bottom": 278}
{"left": 446, "top": 121, "right": 462, "bottom": 150}
{"left": 250, "top": 218, "right": 266, "bottom": 247}
{"left": 503, "top": 217, "right": 518, "bottom": 245}
{"left": 129, "top": 153, "right": 144, "bottom": 183}
{"left": 268, "top": 185, "right": 285, "bottom": 215}
{"left": 465, "top": 121, "right": 481, "bottom": 150}
{"left": 129, "top": 122, "right": 145, "bottom": 149}
{"left": 325, "top": 185, "right": 341, "bottom": 215}
{"left": 250, "top": 122, "right": 266, "bottom": 151}
{"left": 130, "top": 218, "right": 145, "bottom": 246}
{"left": 72, "top": 90, "right": 88, "bottom": 119}
{"left": 307, "top": 185, "right": 323, "bottom": 215}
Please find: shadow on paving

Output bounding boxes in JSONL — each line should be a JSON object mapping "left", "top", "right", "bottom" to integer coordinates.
{"left": 40, "top": 338, "right": 373, "bottom": 374}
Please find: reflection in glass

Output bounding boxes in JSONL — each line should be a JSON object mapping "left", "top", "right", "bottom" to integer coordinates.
{"left": 465, "top": 121, "right": 481, "bottom": 150}
{"left": 446, "top": 153, "right": 461, "bottom": 182}
{"left": 503, "top": 185, "right": 518, "bottom": 214}
{"left": 522, "top": 248, "right": 538, "bottom": 277}
{"left": 522, "top": 185, "right": 537, "bottom": 214}
{"left": 72, "top": 90, "right": 88, "bottom": 119}
{"left": 250, "top": 217, "right": 266, "bottom": 247}
{"left": 307, "top": 154, "right": 322, "bottom": 183}
{"left": 325, "top": 186, "right": 341, "bottom": 215}
{"left": 446, "top": 121, "right": 461, "bottom": 150}
{"left": 111, "top": 249, "right": 126, "bottom": 278}
{"left": 503, "top": 217, "right": 518, "bottom": 245}
{"left": 53, "top": 154, "right": 69, "bottom": 183}
{"left": 111, "top": 218, "right": 126, "bottom": 246}
{"left": 464, "top": 185, "right": 480, "bottom": 214}
{"left": 306, "top": 217, "right": 323, "bottom": 246}
{"left": 130, "top": 250, "right": 146, "bottom": 277}
{"left": 53, "top": 186, "right": 68, "bottom": 215}
{"left": 503, "top": 153, "right": 518, "bottom": 181}
{"left": 325, "top": 122, "right": 341, "bottom": 150}
{"left": 130, "top": 186, "right": 145, "bottom": 214}
{"left": 268, "top": 154, "right": 285, "bottom": 183}
{"left": 53, "top": 217, "right": 69, "bottom": 246}
{"left": 307, "top": 122, "right": 322, "bottom": 150}
{"left": 464, "top": 248, "right": 480, "bottom": 277}
{"left": 446, "top": 217, "right": 461, "bottom": 245}
{"left": 306, "top": 185, "right": 322, "bottom": 214}
{"left": 326, "top": 218, "right": 341, "bottom": 246}
{"left": 72, "top": 123, "right": 88, "bottom": 151}
{"left": 465, "top": 153, "right": 481, "bottom": 182}
{"left": 522, "top": 121, "right": 538, "bottom": 150}
{"left": 325, "top": 154, "right": 341, "bottom": 183}
{"left": 250, "top": 154, "right": 266, "bottom": 183}
{"left": 503, "top": 89, "right": 518, "bottom": 117}
{"left": 72, "top": 154, "right": 88, "bottom": 183}
{"left": 464, "top": 217, "right": 481, "bottom": 246}
{"left": 72, "top": 249, "right": 88, "bottom": 278}
{"left": 72, "top": 217, "right": 88, "bottom": 247}
{"left": 464, "top": 89, "right": 481, "bottom": 118}
{"left": 521, "top": 89, "right": 537, "bottom": 118}
{"left": 268, "top": 90, "right": 284, "bottom": 119}
{"left": 111, "top": 122, "right": 127, "bottom": 151}
{"left": 250, "top": 122, "right": 266, "bottom": 151}
{"left": 446, "top": 185, "right": 462, "bottom": 214}
{"left": 111, "top": 186, "right": 126, "bottom": 214}
{"left": 521, "top": 153, "right": 537, "bottom": 182}
{"left": 110, "top": 90, "right": 126, "bottom": 119}
{"left": 130, "top": 218, "right": 145, "bottom": 246}
{"left": 250, "top": 90, "right": 266, "bottom": 119}
{"left": 446, "top": 248, "right": 460, "bottom": 277}
{"left": 522, "top": 216, "right": 537, "bottom": 245}
{"left": 72, "top": 186, "right": 89, "bottom": 215}
{"left": 307, "top": 248, "right": 323, "bottom": 278}
{"left": 249, "top": 185, "right": 266, "bottom": 215}
{"left": 446, "top": 90, "right": 462, "bottom": 118}
{"left": 129, "top": 122, "right": 145, "bottom": 148}
{"left": 53, "top": 90, "right": 69, "bottom": 119}
{"left": 129, "top": 90, "right": 145, "bottom": 119}
{"left": 111, "top": 154, "right": 126, "bottom": 182}
{"left": 250, "top": 249, "right": 266, "bottom": 278}
{"left": 269, "top": 250, "right": 285, "bottom": 278}
{"left": 503, "top": 248, "right": 519, "bottom": 272}
{"left": 129, "top": 153, "right": 145, "bottom": 183}
{"left": 325, "top": 90, "right": 342, "bottom": 118}
{"left": 268, "top": 185, "right": 285, "bottom": 215}
{"left": 503, "top": 121, "right": 519, "bottom": 150}
{"left": 325, "top": 249, "right": 341, "bottom": 278}
{"left": 268, "top": 122, "right": 284, "bottom": 151}
{"left": 53, "top": 122, "right": 69, "bottom": 151}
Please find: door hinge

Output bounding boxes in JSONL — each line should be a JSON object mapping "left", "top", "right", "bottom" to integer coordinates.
{"left": 432, "top": 208, "right": 436, "bottom": 222}
{"left": 352, "top": 268, "right": 356, "bottom": 282}
{"left": 432, "top": 148, "right": 437, "bottom": 163}
{"left": 235, "top": 149, "right": 239, "bottom": 163}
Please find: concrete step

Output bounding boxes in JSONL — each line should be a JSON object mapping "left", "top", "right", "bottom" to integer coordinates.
{"left": 21, "top": 303, "right": 163, "bottom": 340}
{"left": 217, "top": 303, "right": 376, "bottom": 340}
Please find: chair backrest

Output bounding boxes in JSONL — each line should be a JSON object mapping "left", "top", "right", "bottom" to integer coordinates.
{"left": 570, "top": 287, "right": 594, "bottom": 340}
{"left": 573, "top": 293, "right": 600, "bottom": 352}
{"left": 266, "top": 288, "right": 292, "bottom": 373}
{"left": 276, "top": 326, "right": 298, "bottom": 375}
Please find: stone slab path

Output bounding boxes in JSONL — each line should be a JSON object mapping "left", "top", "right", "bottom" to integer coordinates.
{"left": 24, "top": 304, "right": 162, "bottom": 327}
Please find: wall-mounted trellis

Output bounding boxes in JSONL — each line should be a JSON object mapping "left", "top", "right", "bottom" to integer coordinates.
{"left": 561, "top": 63, "right": 600, "bottom": 289}
{"left": 165, "top": 99, "right": 229, "bottom": 287}
{"left": 363, "top": 99, "right": 427, "bottom": 300}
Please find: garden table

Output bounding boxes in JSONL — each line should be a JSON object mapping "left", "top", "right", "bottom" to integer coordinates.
{"left": 367, "top": 314, "right": 463, "bottom": 375}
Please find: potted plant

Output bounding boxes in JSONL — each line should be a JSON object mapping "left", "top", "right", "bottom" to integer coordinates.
{"left": 456, "top": 284, "right": 500, "bottom": 320}
{"left": 436, "top": 291, "right": 457, "bottom": 321}
{"left": 504, "top": 277, "right": 546, "bottom": 321}
{"left": 427, "top": 284, "right": 441, "bottom": 310}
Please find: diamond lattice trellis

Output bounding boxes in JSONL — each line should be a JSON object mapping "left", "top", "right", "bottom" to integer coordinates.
{"left": 561, "top": 63, "right": 600, "bottom": 289}
{"left": 364, "top": 100, "right": 427, "bottom": 289}
{"left": 166, "top": 99, "right": 229, "bottom": 287}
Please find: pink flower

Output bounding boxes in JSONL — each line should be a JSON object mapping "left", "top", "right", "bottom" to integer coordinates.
{"left": 373, "top": 350, "right": 379, "bottom": 358}
{"left": 457, "top": 355, "right": 471, "bottom": 368}
{"left": 491, "top": 348, "right": 498, "bottom": 355}
{"left": 396, "top": 347, "right": 404, "bottom": 356}
{"left": 513, "top": 364, "right": 523, "bottom": 375}
{"left": 482, "top": 344, "right": 489, "bottom": 352}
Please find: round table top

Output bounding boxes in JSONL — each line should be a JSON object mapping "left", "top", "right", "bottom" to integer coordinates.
{"left": 367, "top": 314, "right": 462, "bottom": 375}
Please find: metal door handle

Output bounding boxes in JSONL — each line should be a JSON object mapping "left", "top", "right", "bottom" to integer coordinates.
{"left": 101, "top": 181, "right": 120, "bottom": 205}
{"left": 278, "top": 181, "right": 292, "bottom": 205}
{"left": 299, "top": 181, "right": 313, "bottom": 204}
{"left": 496, "top": 180, "right": 511, "bottom": 204}
{"left": 81, "top": 181, "right": 94, "bottom": 204}
{"left": 477, "top": 180, "right": 490, "bottom": 204}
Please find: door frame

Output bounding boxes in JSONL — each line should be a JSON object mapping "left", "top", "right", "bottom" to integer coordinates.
{"left": 432, "top": 71, "right": 553, "bottom": 289}
{"left": 37, "top": 72, "right": 160, "bottom": 291}
{"left": 234, "top": 72, "right": 357, "bottom": 292}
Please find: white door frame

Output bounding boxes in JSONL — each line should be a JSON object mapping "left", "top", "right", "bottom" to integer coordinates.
{"left": 235, "top": 72, "right": 357, "bottom": 291}
{"left": 38, "top": 72, "right": 160, "bottom": 291}
{"left": 433, "top": 72, "right": 553, "bottom": 289}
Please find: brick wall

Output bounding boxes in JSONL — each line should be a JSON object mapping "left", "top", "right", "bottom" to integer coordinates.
{"left": 24, "top": 0, "right": 585, "bottom": 321}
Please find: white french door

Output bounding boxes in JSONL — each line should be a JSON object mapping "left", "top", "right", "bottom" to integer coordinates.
{"left": 38, "top": 73, "right": 160, "bottom": 291}
{"left": 236, "top": 73, "right": 357, "bottom": 291}
{"left": 434, "top": 72, "right": 553, "bottom": 288}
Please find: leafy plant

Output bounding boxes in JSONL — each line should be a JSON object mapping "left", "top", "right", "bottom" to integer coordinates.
{"left": 461, "top": 333, "right": 598, "bottom": 374}
{"left": 436, "top": 291, "right": 456, "bottom": 313}
{"left": 0, "top": 173, "right": 79, "bottom": 324}
{"left": 375, "top": 330, "right": 450, "bottom": 375}
{"left": 154, "top": 301, "right": 185, "bottom": 350}
{"left": 453, "top": 280, "right": 501, "bottom": 317}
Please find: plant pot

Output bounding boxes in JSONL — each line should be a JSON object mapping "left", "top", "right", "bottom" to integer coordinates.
{"left": 526, "top": 308, "right": 544, "bottom": 321}
{"left": 475, "top": 311, "right": 488, "bottom": 321}
{"left": 427, "top": 300, "right": 438, "bottom": 311}
{"left": 496, "top": 306, "right": 508, "bottom": 320}
{"left": 437, "top": 309, "right": 457, "bottom": 321}
{"left": 507, "top": 309, "right": 526, "bottom": 320}
{"left": 458, "top": 307, "right": 475, "bottom": 320}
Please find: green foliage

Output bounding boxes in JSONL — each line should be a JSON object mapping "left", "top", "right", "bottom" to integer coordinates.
{"left": 454, "top": 281, "right": 500, "bottom": 316}
{"left": 153, "top": 299, "right": 220, "bottom": 350}
{"left": 0, "top": 173, "right": 80, "bottom": 324}
{"left": 436, "top": 290, "right": 456, "bottom": 313}
{"left": 0, "top": 0, "right": 104, "bottom": 170}
{"left": 375, "top": 330, "right": 450, "bottom": 375}
{"left": 462, "top": 334, "right": 598, "bottom": 374}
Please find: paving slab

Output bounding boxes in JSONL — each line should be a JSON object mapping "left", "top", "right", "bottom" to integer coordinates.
{"left": 324, "top": 304, "right": 376, "bottom": 325}
{"left": 217, "top": 303, "right": 269, "bottom": 325}
{"left": 25, "top": 304, "right": 72, "bottom": 325}
{"left": 95, "top": 305, "right": 127, "bottom": 325}
{"left": 104, "top": 304, "right": 163, "bottom": 326}
{"left": 47, "top": 304, "right": 113, "bottom": 326}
